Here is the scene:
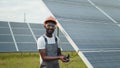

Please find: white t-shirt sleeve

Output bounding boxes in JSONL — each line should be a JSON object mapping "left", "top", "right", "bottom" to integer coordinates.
{"left": 37, "top": 36, "right": 45, "bottom": 49}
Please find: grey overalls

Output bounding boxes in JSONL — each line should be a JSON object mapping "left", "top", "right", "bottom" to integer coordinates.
{"left": 40, "top": 36, "right": 59, "bottom": 68}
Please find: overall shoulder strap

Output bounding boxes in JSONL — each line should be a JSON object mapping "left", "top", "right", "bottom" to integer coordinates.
{"left": 55, "top": 36, "right": 57, "bottom": 43}
{"left": 43, "top": 35, "right": 47, "bottom": 44}
{"left": 55, "top": 36, "right": 58, "bottom": 49}
{"left": 42, "top": 35, "right": 48, "bottom": 56}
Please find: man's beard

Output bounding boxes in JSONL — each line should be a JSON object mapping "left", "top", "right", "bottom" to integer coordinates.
{"left": 47, "top": 29, "right": 54, "bottom": 35}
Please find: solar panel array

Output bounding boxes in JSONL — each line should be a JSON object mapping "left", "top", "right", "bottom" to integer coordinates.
{"left": 0, "top": 21, "right": 73, "bottom": 52}
{"left": 43, "top": 0, "right": 120, "bottom": 68}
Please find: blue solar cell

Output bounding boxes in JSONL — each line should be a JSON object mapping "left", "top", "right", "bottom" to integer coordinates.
{"left": 0, "top": 43, "right": 16, "bottom": 52}
{"left": 59, "top": 36, "right": 68, "bottom": 42}
{"left": 12, "top": 28, "right": 31, "bottom": 35}
{"left": 0, "top": 28, "right": 11, "bottom": 34}
{"left": 0, "top": 21, "right": 9, "bottom": 27}
{"left": 29, "top": 23, "right": 44, "bottom": 29}
{"left": 32, "top": 29, "right": 45, "bottom": 35}
{"left": 17, "top": 43, "right": 37, "bottom": 51}
{"left": 10, "top": 22, "right": 28, "bottom": 28}
{"left": 0, "top": 35, "right": 13, "bottom": 42}
{"left": 14, "top": 35, "right": 35, "bottom": 42}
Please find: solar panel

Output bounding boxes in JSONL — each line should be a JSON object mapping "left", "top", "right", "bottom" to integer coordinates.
{"left": 43, "top": 0, "right": 120, "bottom": 68}
{"left": 0, "top": 21, "right": 72, "bottom": 52}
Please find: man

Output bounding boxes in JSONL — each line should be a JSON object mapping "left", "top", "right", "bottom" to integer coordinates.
{"left": 37, "top": 16, "right": 69, "bottom": 68}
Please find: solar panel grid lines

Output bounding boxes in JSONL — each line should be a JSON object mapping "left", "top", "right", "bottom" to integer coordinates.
{"left": 26, "top": 23, "right": 37, "bottom": 42}
{"left": 8, "top": 21, "right": 19, "bottom": 51}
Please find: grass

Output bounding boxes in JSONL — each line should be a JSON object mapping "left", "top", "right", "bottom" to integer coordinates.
{"left": 0, "top": 51, "right": 87, "bottom": 68}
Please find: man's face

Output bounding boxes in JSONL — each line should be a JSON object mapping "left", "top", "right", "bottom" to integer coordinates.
{"left": 45, "top": 22, "right": 56, "bottom": 35}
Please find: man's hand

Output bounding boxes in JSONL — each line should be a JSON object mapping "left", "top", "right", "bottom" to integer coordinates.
{"left": 63, "top": 54, "right": 70, "bottom": 62}
{"left": 59, "top": 54, "right": 70, "bottom": 62}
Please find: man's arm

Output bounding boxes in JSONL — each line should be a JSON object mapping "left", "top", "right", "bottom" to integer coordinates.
{"left": 57, "top": 48, "right": 62, "bottom": 56}
{"left": 39, "top": 49, "right": 65, "bottom": 61}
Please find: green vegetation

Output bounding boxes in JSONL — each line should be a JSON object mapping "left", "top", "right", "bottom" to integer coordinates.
{"left": 0, "top": 51, "right": 87, "bottom": 68}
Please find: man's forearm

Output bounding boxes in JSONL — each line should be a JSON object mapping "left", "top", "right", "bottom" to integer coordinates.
{"left": 42, "top": 55, "right": 62, "bottom": 61}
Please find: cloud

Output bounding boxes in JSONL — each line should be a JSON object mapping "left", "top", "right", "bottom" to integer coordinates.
{"left": 0, "top": 0, "right": 51, "bottom": 23}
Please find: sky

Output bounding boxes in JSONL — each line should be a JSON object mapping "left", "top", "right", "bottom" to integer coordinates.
{"left": 0, "top": 0, "right": 52, "bottom": 24}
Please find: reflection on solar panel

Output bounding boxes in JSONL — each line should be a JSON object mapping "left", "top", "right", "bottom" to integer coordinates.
{"left": 43, "top": 0, "right": 120, "bottom": 68}
{"left": 0, "top": 21, "right": 73, "bottom": 52}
